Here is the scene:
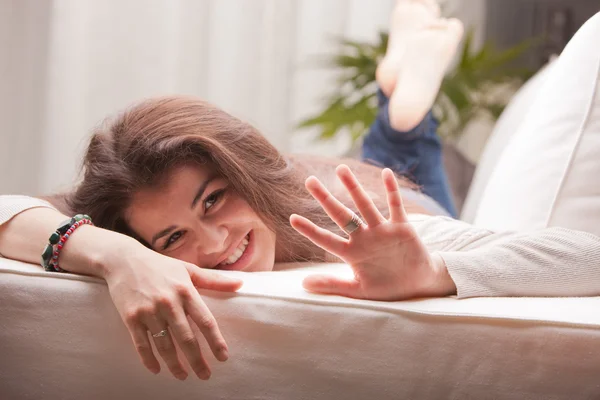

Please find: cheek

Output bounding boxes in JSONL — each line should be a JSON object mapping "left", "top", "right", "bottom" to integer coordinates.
{"left": 169, "top": 246, "right": 199, "bottom": 265}
{"left": 225, "top": 196, "right": 263, "bottom": 225}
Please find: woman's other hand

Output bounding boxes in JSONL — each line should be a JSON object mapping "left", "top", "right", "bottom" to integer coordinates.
{"left": 290, "top": 164, "right": 456, "bottom": 301}
{"left": 101, "top": 239, "right": 243, "bottom": 380}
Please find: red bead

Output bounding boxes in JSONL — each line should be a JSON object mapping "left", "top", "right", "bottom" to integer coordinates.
{"left": 49, "top": 219, "right": 94, "bottom": 272}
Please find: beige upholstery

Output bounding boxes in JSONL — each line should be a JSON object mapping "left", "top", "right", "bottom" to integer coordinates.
{"left": 460, "top": 62, "right": 553, "bottom": 223}
{"left": 471, "top": 12, "right": 600, "bottom": 235}
{"left": 1, "top": 259, "right": 600, "bottom": 399}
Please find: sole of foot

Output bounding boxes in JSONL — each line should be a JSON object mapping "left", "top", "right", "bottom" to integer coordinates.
{"left": 376, "top": 0, "right": 442, "bottom": 96}
{"left": 388, "top": 18, "right": 464, "bottom": 132}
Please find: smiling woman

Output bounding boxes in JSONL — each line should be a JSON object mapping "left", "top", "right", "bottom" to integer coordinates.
{"left": 126, "top": 163, "right": 276, "bottom": 272}
{"left": 68, "top": 96, "right": 428, "bottom": 272}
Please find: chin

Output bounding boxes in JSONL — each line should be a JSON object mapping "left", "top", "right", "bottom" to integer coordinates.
{"left": 250, "top": 230, "right": 276, "bottom": 272}
{"left": 248, "top": 239, "right": 276, "bottom": 272}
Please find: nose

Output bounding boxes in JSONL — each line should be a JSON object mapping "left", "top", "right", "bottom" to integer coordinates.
{"left": 195, "top": 221, "right": 228, "bottom": 257}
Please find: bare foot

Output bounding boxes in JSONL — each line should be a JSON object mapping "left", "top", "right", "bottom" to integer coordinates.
{"left": 376, "top": 0, "right": 441, "bottom": 96}
{"left": 388, "top": 18, "right": 464, "bottom": 132}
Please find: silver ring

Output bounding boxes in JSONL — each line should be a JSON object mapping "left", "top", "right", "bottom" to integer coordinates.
{"left": 343, "top": 213, "right": 364, "bottom": 235}
{"left": 152, "top": 329, "right": 168, "bottom": 338}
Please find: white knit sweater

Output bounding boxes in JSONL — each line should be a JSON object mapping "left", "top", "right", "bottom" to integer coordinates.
{"left": 1, "top": 195, "right": 600, "bottom": 298}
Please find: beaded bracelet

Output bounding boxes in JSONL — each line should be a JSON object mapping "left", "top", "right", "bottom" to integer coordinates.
{"left": 41, "top": 214, "right": 93, "bottom": 272}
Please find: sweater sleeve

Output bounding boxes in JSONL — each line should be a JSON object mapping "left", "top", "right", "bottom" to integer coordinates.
{"left": 408, "top": 215, "right": 600, "bottom": 298}
{"left": 0, "top": 195, "right": 57, "bottom": 226}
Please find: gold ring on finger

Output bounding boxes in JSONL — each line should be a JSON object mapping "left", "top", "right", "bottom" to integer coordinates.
{"left": 152, "top": 329, "right": 168, "bottom": 338}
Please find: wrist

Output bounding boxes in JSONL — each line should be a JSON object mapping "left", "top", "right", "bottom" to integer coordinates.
{"left": 59, "top": 225, "right": 140, "bottom": 280}
{"left": 430, "top": 253, "right": 457, "bottom": 296}
{"left": 92, "top": 229, "right": 143, "bottom": 281}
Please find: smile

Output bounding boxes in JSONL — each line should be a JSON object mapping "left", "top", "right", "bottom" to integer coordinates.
{"left": 220, "top": 233, "right": 249, "bottom": 266}
{"left": 217, "top": 230, "right": 254, "bottom": 271}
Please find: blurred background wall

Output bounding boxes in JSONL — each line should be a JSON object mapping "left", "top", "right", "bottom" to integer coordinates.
{"left": 0, "top": 0, "right": 486, "bottom": 196}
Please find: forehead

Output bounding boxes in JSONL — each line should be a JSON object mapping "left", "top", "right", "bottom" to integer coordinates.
{"left": 124, "top": 164, "right": 214, "bottom": 229}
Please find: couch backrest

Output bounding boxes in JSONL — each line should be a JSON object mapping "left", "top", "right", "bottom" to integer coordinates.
{"left": 465, "top": 11, "right": 600, "bottom": 236}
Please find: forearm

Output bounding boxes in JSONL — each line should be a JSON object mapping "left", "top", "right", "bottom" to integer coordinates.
{"left": 408, "top": 215, "right": 600, "bottom": 298}
{"left": 439, "top": 227, "right": 600, "bottom": 298}
{"left": 0, "top": 205, "right": 136, "bottom": 279}
{"left": 0, "top": 207, "right": 65, "bottom": 264}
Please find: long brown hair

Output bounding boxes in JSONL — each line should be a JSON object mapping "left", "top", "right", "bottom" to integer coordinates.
{"left": 64, "top": 96, "right": 426, "bottom": 262}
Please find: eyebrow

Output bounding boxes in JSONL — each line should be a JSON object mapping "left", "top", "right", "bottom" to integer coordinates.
{"left": 191, "top": 176, "right": 216, "bottom": 208}
{"left": 151, "top": 225, "right": 177, "bottom": 247}
{"left": 150, "top": 176, "right": 217, "bottom": 247}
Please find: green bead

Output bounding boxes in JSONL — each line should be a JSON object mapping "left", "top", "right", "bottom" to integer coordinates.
{"left": 42, "top": 244, "right": 53, "bottom": 260}
{"left": 49, "top": 232, "right": 60, "bottom": 245}
{"left": 41, "top": 244, "right": 54, "bottom": 269}
{"left": 57, "top": 218, "right": 72, "bottom": 235}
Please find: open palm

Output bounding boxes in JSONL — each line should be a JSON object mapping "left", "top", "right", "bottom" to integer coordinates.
{"left": 290, "top": 165, "right": 447, "bottom": 301}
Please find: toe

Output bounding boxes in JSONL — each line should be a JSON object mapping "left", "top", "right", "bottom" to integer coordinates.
{"left": 445, "top": 18, "right": 465, "bottom": 38}
{"left": 420, "top": 0, "right": 441, "bottom": 17}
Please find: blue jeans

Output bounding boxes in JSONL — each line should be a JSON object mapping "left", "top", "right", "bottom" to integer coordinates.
{"left": 362, "top": 89, "right": 457, "bottom": 217}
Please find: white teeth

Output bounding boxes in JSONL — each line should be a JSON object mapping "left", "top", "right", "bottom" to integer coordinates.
{"left": 220, "top": 234, "right": 250, "bottom": 265}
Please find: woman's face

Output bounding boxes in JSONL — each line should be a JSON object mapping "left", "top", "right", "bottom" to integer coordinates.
{"left": 125, "top": 164, "right": 277, "bottom": 272}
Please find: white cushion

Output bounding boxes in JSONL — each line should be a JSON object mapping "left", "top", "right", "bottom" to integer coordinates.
{"left": 460, "top": 62, "right": 553, "bottom": 223}
{"left": 473, "top": 12, "right": 600, "bottom": 234}
{"left": 2, "top": 257, "right": 600, "bottom": 399}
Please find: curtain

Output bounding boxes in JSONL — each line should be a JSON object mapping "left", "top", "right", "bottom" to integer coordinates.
{"left": 0, "top": 0, "right": 484, "bottom": 195}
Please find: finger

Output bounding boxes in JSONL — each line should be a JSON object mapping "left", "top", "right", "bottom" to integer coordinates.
{"left": 187, "top": 267, "right": 244, "bottom": 292}
{"left": 167, "top": 309, "right": 211, "bottom": 380}
{"left": 290, "top": 214, "right": 348, "bottom": 257}
{"left": 382, "top": 168, "right": 408, "bottom": 222}
{"left": 146, "top": 320, "right": 188, "bottom": 381}
{"left": 302, "top": 274, "right": 364, "bottom": 299}
{"left": 129, "top": 324, "right": 161, "bottom": 375}
{"left": 186, "top": 290, "right": 230, "bottom": 363}
{"left": 304, "top": 175, "right": 355, "bottom": 232}
{"left": 336, "top": 164, "right": 385, "bottom": 226}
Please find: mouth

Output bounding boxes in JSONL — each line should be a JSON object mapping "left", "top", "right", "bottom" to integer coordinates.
{"left": 217, "top": 230, "right": 254, "bottom": 271}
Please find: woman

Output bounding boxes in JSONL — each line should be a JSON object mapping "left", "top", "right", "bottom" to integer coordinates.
{"left": 1, "top": 0, "right": 600, "bottom": 383}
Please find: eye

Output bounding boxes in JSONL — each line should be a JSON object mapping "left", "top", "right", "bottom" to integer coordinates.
{"left": 163, "top": 230, "right": 185, "bottom": 250}
{"left": 204, "top": 189, "right": 225, "bottom": 211}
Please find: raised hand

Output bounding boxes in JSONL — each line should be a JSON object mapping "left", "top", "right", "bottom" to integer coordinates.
{"left": 290, "top": 164, "right": 455, "bottom": 300}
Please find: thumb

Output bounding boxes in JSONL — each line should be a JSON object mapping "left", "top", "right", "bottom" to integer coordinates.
{"left": 188, "top": 267, "right": 244, "bottom": 292}
{"left": 302, "top": 274, "right": 364, "bottom": 299}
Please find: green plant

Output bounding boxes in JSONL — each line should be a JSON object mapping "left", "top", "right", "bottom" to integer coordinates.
{"left": 298, "top": 29, "right": 538, "bottom": 142}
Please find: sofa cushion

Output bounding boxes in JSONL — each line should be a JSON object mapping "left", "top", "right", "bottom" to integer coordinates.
{"left": 1, "top": 257, "right": 600, "bottom": 399}
{"left": 472, "top": 12, "right": 600, "bottom": 234}
{"left": 460, "top": 62, "right": 553, "bottom": 223}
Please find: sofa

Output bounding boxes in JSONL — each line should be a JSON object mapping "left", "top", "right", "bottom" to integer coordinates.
{"left": 1, "top": 11, "right": 600, "bottom": 400}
